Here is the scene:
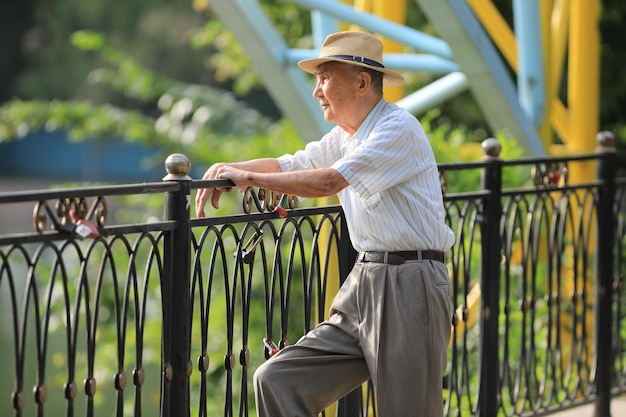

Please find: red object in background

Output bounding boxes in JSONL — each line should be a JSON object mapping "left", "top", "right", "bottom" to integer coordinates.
{"left": 548, "top": 171, "right": 561, "bottom": 184}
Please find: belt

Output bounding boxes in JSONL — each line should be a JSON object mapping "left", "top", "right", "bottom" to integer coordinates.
{"left": 357, "top": 250, "right": 445, "bottom": 265}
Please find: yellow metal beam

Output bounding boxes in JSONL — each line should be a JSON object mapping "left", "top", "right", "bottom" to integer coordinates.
{"left": 467, "top": 0, "right": 518, "bottom": 70}
{"left": 550, "top": 98, "right": 571, "bottom": 145}
{"left": 568, "top": 0, "right": 600, "bottom": 156}
{"left": 347, "top": 0, "right": 406, "bottom": 102}
{"left": 353, "top": 0, "right": 371, "bottom": 10}
{"left": 568, "top": 1, "right": 601, "bottom": 366}
{"left": 538, "top": 0, "right": 554, "bottom": 148}
{"left": 372, "top": 0, "right": 405, "bottom": 102}
{"left": 546, "top": 0, "right": 571, "bottom": 147}
{"left": 451, "top": 283, "right": 481, "bottom": 344}
{"left": 548, "top": 0, "right": 570, "bottom": 121}
{"left": 466, "top": 0, "right": 600, "bottom": 156}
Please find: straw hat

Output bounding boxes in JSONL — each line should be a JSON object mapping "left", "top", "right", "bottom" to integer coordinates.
{"left": 297, "top": 31, "right": 405, "bottom": 87}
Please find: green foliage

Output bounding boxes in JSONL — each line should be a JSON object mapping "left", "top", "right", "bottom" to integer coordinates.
{"left": 422, "top": 108, "right": 529, "bottom": 193}
{"left": 612, "top": 123, "right": 626, "bottom": 150}
{"left": 190, "top": 0, "right": 312, "bottom": 96}
{"left": 71, "top": 31, "right": 171, "bottom": 102}
{"left": 0, "top": 29, "right": 302, "bottom": 177}
{"left": 0, "top": 98, "right": 164, "bottom": 143}
{"left": 4, "top": 0, "right": 201, "bottom": 101}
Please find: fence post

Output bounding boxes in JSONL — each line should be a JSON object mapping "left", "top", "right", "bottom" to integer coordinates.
{"left": 160, "top": 153, "right": 193, "bottom": 417}
{"left": 479, "top": 139, "right": 503, "bottom": 417}
{"left": 594, "top": 131, "right": 616, "bottom": 417}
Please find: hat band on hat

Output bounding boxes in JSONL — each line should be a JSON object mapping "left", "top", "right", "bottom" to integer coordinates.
{"left": 327, "top": 55, "right": 384, "bottom": 68}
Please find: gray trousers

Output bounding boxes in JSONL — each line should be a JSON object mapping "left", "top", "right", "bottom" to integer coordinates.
{"left": 253, "top": 259, "right": 452, "bottom": 417}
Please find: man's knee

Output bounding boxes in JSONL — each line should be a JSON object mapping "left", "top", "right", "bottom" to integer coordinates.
{"left": 253, "top": 359, "right": 280, "bottom": 392}
{"left": 253, "top": 361, "right": 267, "bottom": 388}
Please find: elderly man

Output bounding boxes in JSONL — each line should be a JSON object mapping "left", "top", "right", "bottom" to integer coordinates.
{"left": 196, "top": 31, "right": 455, "bottom": 417}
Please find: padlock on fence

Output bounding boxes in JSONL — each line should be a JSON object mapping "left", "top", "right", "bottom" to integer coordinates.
{"left": 239, "top": 231, "right": 263, "bottom": 264}
{"left": 263, "top": 338, "right": 280, "bottom": 359}
{"left": 56, "top": 218, "right": 77, "bottom": 235}
{"left": 69, "top": 210, "right": 100, "bottom": 239}
{"left": 273, "top": 193, "right": 289, "bottom": 218}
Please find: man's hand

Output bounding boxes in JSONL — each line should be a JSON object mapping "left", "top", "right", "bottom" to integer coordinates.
{"left": 195, "top": 163, "right": 236, "bottom": 217}
{"left": 194, "top": 158, "right": 346, "bottom": 217}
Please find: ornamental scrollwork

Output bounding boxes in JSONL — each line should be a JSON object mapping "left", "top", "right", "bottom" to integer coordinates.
{"left": 532, "top": 162, "right": 568, "bottom": 188}
{"left": 33, "top": 196, "right": 108, "bottom": 237}
{"left": 241, "top": 187, "right": 297, "bottom": 216}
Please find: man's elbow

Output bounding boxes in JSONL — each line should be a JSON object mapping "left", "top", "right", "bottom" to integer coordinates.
{"left": 319, "top": 169, "right": 348, "bottom": 196}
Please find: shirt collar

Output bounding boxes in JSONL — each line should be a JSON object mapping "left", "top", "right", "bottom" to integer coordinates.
{"left": 351, "top": 98, "right": 386, "bottom": 143}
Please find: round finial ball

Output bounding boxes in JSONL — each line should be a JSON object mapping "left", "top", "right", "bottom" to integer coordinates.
{"left": 596, "top": 131, "right": 615, "bottom": 148}
{"left": 481, "top": 138, "right": 501, "bottom": 157}
{"left": 164, "top": 153, "right": 191, "bottom": 176}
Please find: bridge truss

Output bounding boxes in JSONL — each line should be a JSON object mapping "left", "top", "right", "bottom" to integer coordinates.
{"left": 208, "top": 0, "right": 600, "bottom": 158}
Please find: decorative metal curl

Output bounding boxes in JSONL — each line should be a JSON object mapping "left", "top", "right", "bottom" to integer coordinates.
{"left": 532, "top": 162, "right": 568, "bottom": 187}
{"left": 33, "top": 202, "right": 48, "bottom": 233}
{"left": 33, "top": 199, "right": 74, "bottom": 234}
{"left": 242, "top": 187, "right": 255, "bottom": 214}
{"left": 89, "top": 197, "right": 109, "bottom": 227}
{"left": 258, "top": 188, "right": 275, "bottom": 212}
{"left": 32, "top": 196, "right": 109, "bottom": 234}
{"left": 241, "top": 187, "right": 296, "bottom": 215}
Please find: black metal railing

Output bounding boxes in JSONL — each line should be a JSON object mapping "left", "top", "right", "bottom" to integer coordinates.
{"left": 0, "top": 136, "right": 625, "bottom": 417}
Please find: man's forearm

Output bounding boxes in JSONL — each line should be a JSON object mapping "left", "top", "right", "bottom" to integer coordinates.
{"left": 231, "top": 158, "right": 282, "bottom": 173}
{"left": 243, "top": 168, "right": 348, "bottom": 198}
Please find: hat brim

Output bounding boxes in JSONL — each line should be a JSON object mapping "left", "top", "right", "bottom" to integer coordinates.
{"left": 297, "top": 57, "right": 405, "bottom": 87}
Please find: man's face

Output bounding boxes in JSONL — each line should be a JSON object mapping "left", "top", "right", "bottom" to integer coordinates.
{"left": 313, "top": 62, "right": 361, "bottom": 126}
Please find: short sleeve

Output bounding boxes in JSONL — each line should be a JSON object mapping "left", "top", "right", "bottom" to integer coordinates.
{"left": 332, "top": 111, "right": 433, "bottom": 200}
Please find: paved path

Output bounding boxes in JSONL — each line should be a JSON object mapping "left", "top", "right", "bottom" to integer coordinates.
{"left": 550, "top": 396, "right": 626, "bottom": 416}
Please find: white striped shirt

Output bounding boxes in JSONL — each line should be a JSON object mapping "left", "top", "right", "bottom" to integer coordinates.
{"left": 277, "top": 99, "right": 455, "bottom": 253}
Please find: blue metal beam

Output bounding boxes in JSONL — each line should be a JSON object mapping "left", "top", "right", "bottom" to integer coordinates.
{"left": 211, "top": 0, "right": 546, "bottom": 155}
{"left": 289, "top": 0, "right": 455, "bottom": 60}
{"left": 415, "top": 0, "right": 546, "bottom": 156}
{"left": 513, "top": 0, "right": 546, "bottom": 128}
{"left": 310, "top": 11, "right": 340, "bottom": 48}
{"left": 209, "top": 0, "right": 332, "bottom": 140}
{"left": 396, "top": 72, "right": 469, "bottom": 116}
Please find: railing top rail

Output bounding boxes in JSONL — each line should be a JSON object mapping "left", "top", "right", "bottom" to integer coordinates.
{"left": 0, "top": 149, "right": 615, "bottom": 205}
{"left": 190, "top": 178, "right": 238, "bottom": 191}
{"left": 499, "top": 151, "right": 609, "bottom": 167}
{"left": 0, "top": 179, "right": 242, "bottom": 205}
{"left": 438, "top": 161, "right": 489, "bottom": 171}
{"left": 437, "top": 150, "right": 609, "bottom": 170}
{"left": 0, "top": 181, "right": 180, "bottom": 204}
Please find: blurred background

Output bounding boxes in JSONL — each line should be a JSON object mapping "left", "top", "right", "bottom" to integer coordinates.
{"left": 0, "top": 0, "right": 625, "bottom": 219}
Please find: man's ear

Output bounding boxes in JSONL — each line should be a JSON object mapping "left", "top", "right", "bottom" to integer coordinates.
{"left": 357, "top": 71, "right": 371, "bottom": 93}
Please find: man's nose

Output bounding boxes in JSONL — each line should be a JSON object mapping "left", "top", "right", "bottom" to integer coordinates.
{"left": 313, "top": 82, "right": 322, "bottom": 98}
